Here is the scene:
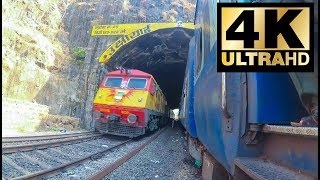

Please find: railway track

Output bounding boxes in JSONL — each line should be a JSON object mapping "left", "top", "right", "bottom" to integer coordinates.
{"left": 2, "top": 128, "right": 166, "bottom": 180}
{"left": 2, "top": 131, "right": 96, "bottom": 143}
{"left": 2, "top": 133, "right": 102, "bottom": 154}
{"left": 88, "top": 127, "right": 166, "bottom": 179}
{"left": 11, "top": 140, "right": 131, "bottom": 180}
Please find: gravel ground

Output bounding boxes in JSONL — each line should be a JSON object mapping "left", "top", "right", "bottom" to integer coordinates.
{"left": 4, "top": 153, "right": 44, "bottom": 172}
{"left": 44, "top": 133, "right": 154, "bottom": 179}
{"left": 44, "top": 148, "right": 75, "bottom": 161}
{"left": 50, "top": 137, "right": 120, "bottom": 159}
{"left": 2, "top": 160, "right": 24, "bottom": 179}
{"left": 1, "top": 135, "right": 129, "bottom": 179}
{"left": 104, "top": 126, "right": 202, "bottom": 180}
{"left": 25, "top": 150, "right": 67, "bottom": 166}
{"left": 2, "top": 127, "right": 201, "bottom": 180}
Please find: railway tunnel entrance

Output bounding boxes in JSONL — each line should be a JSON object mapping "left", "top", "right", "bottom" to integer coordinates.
{"left": 103, "top": 27, "right": 193, "bottom": 109}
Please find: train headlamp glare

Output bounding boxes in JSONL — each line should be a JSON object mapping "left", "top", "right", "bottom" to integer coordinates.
{"left": 115, "top": 95, "right": 122, "bottom": 102}
{"left": 127, "top": 114, "right": 137, "bottom": 123}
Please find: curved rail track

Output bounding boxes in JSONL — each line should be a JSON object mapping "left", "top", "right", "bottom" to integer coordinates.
{"left": 2, "top": 128, "right": 167, "bottom": 180}
{"left": 88, "top": 127, "right": 166, "bottom": 179}
{"left": 2, "top": 133, "right": 102, "bottom": 154}
{"left": 11, "top": 140, "right": 131, "bottom": 180}
{"left": 2, "top": 131, "right": 96, "bottom": 143}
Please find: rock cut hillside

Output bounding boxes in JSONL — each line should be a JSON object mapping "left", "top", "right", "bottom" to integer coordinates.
{"left": 2, "top": 0, "right": 196, "bottom": 130}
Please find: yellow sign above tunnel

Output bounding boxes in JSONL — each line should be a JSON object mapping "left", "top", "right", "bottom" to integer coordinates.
{"left": 91, "top": 22, "right": 194, "bottom": 36}
{"left": 92, "top": 22, "right": 194, "bottom": 63}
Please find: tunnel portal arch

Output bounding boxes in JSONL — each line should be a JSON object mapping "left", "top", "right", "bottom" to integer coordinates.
{"left": 93, "top": 23, "right": 194, "bottom": 109}
{"left": 94, "top": 22, "right": 194, "bottom": 63}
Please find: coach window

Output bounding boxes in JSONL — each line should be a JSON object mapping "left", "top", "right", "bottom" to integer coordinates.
{"left": 209, "top": 0, "right": 217, "bottom": 52}
{"left": 105, "top": 77, "right": 122, "bottom": 88}
{"left": 196, "top": 27, "right": 203, "bottom": 76}
{"left": 182, "top": 76, "right": 188, "bottom": 118}
{"left": 202, "top": 0, "right": 211, "bottom": 62}
{"left": 194, "top": 1, "right": 203, "bottom": 78}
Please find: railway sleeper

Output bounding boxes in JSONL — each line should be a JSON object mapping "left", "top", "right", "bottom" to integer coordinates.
{"left": 91, "top": 153, "right": 104, "bottom": 160}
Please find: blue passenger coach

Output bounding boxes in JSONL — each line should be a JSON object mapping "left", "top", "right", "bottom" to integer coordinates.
{"left": 179, "top": 37, "right": 197, "bottom": 138}
{"left": 179, "top": 0, "right": 318, "bottom": 179}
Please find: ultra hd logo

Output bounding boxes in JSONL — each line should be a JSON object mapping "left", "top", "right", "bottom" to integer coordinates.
{"left": 217, "top": 3, "right": 314, "bottom": 72}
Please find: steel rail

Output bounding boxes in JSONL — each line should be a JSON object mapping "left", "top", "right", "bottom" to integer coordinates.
{"left": 87, "top": 127, "right": 167, "bottom": 180}
{"left": 2, "top": 131, "right": 97, "bottom": 143}
{"left": 12, "top": 139, "right": 132, "bottom": 180}
{"left": 2, "top": 134, "right": 102, "bottom": 154}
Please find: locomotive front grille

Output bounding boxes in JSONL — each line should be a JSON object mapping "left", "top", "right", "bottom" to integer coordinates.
{"left": 96, "top": 121, "right": 145, "bottom": 137}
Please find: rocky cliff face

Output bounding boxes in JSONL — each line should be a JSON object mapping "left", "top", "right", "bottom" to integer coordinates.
{"left": 3, "top": 0, "right": 196, "bottom": 130}
{"left": 2, "top": 0, "right": 69, "bottom": 100}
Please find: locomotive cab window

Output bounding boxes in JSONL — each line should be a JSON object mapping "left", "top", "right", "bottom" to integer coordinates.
{"left": 127, "top": 78, "right": 147, "bottom": 89}
{"left": 105, "top": 77, "right": 123, "bottom": 88}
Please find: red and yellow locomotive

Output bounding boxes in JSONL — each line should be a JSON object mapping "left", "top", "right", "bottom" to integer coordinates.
{"left": 93, "top": 68, "right": 169, "bottom": 137}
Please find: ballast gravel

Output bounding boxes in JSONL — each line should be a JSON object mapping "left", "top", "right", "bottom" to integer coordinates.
{"left": 44, "top": 135, "right": 152, "bottom": 179}
{"left": 25, "top": 150, "right": 67, "bottom": 166}
{"left": 1, "top": 135, "right": 129, "bottom": 179}
{"left": 2, "top": 160, "right": 24, "bottom": 179}
{"left": 2, "top": 127, "right": 202, "bottom": 180}
{"left": 104, "top": 126, "right": 202, "bottom": 180}
{"left": 4, "top": 153, "right": 44, "bottom": 172}
{"left": 45, "top": 148, "right": 74, "bottom": 161}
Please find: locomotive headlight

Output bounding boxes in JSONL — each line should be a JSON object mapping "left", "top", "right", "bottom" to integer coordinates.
{"left": 115, "top": 95, "right": 122, "bottom": 102}
{"left": 109, "top": 114, "right": 119, "bottom": 121}
{"left": 127, "top": 114, "right": 137, "bottom": 124}
{"left": 138, "top": 98, "right": 142, "bottom": 102}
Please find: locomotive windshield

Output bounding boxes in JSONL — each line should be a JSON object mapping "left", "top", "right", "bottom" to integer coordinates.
{"left": 127, "top": 78, "right": 147, "bottom": 89}
{"left": 105, "top": 77, "right": 122, "bottom": 88}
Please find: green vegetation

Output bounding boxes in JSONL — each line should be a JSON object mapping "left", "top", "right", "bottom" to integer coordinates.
{"left": 71, "top": 47, "right": 86, "bottom": 65}
{"left": 72, "top": 47, "right": 86, "bottom": 59}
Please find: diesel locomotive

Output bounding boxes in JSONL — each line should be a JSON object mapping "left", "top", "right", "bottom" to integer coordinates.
{"left": 179, "top": 0, "right": 318, "bottom": 179}
{"left": 93, "top": 68, "right": 169, "bottom": 137}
